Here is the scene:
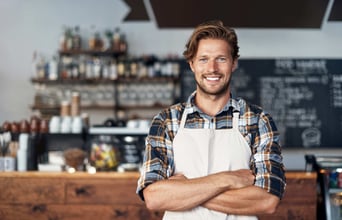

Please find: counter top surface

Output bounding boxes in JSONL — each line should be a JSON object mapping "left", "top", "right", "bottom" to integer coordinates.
{"left": 0, "top": 171, "right": 316, "bottom": 179}
{"left": 0, "top": 171, "right": 140, "bottom": 179}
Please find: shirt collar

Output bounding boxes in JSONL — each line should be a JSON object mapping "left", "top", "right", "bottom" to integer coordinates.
{"left": 185, "top": 91, "right": 240, "bottom": 115}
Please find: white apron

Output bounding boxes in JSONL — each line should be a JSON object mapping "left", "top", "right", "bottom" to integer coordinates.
{"left": 163, "top": 107, "right": 257, "bottom": 220}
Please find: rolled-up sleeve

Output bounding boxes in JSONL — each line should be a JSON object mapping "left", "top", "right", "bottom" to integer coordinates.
{"left": 252, "top": 112, "right": 286, "bottom": 199}
{"left": 136, "top": 115, "right": 174, "bottom": 201}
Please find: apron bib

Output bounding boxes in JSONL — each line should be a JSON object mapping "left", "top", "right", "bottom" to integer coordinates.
{"left": 163, "top": 107, "right": 257, "bottom": 220}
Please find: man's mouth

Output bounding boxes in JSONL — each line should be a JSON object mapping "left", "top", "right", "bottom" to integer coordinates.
{"left": 204, "top": 75, "right": 221, "bottom": 81}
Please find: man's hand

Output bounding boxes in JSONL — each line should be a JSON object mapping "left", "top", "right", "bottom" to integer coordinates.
{"left": 221, "top": 169, "right": 255, "bottom": 189}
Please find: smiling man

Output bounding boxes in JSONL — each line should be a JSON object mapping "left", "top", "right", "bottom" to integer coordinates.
{"left": 137, "top": 20, "right": 286, "bottom": 220}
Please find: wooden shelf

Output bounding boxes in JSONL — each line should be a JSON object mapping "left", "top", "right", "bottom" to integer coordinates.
{"left": 30, "top": 104, "right": 169, "bottom": 111}
{"left": 30, "top": 104, "right": 114, "bottom": 110}
{"left": 31, "top": 76, "right": 179, "bottom": 84}
{"left": 31, "top": 78, "right": 116, "bottom": 84}
{"left": 59, "top": 49, "right": 126, "bottom": 57}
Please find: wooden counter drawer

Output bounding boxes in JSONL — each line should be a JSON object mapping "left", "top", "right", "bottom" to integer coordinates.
{"left": 65, "top": 179, "right": 143, "bottom": 205}
{"left": 0, "top": 204, "right": 163, "bottom": 220}
{"left": 0, "top": 177, "right": 64, "bottom": 204}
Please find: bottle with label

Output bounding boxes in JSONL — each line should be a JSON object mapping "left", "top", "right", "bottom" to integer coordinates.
{"left": 48, "top": 55, "right": 59, "bottom": 80}
{"left": 18, "top": 120, "right": 30, "bottom": 171}
{"left": 59, "top": 25, "right": 67, "bottom": 51}
{"left": 88, "top": 25, "right": 103, "bottom": 51}
{"left": 37, "top": 119, "right": 49, "bottom": 164}
{"left": 71, "top": 57, "right": 79, "bottom": 79}
{"left": 78, "top": 56, "right": 86, "bottom": 79}
{"left": 104, "top": 29, "right": 113, "bottom": 51}
{"left": 112, "top": 27, "right": 121, "bottom": 52}
{"left": 72, "top": 26, "right": 82, "bottom": 51}
{"left": 36, "top": 53, "right": 46, "bottom": 79}
{"left": 27, "top": 117, "right": 40, "bottom": 170}
{"left": 109, "top": 59, "right": 118, "bottom": 80}
{"left": 119, "top": 33, "right": 128, "bottom": 53}
{"left": 60, "top": 26, "right": 73, "bottom": 51}
{"left": 93, "top": 58, "right": 102, "bottom": 79}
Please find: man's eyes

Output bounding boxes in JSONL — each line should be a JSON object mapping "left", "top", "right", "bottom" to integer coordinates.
{"left": 199, "top": 58, "right": 208, "bottom": 63}
{"left": 216, "top": 57, "right": 227, "bottom": 62}
{"left": 198, "top": 57, "right": 227, "bottom": 63}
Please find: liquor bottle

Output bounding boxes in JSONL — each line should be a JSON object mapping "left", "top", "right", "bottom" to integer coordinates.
{"left": 48, "top": 55, "right": 58, "bottom": 80}
{"left": 27, "top": 117, "right": 40, "bottom": 170}
{"left": 18, "top": 120, "right": 30, "bottom": 171}
{"left": 37, "top": 119, "right": 49, "bottom": 164}
{"left": 112, "top": 27, "right": 121, "bottom": 52}
{"left": 72, "top": 26, "right": 82, "bottom": 51}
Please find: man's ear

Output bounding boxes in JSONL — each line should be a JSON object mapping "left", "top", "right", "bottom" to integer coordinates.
{"left": 189, "top": 61, "right": 195, "bottom": 73}
{"left": 232, "top": 59, "right": 238, "bottom": 72}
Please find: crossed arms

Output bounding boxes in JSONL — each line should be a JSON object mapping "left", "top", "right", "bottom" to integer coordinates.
{"left": 142, "top": 169, "right": 280, "bottom": 215}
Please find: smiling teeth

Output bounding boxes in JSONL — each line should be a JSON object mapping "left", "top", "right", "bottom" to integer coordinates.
{"left": 206, "top": 77, "right": 219, "bottom": 81}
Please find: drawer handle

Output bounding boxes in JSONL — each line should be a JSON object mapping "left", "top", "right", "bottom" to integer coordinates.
{"left": 114, "top": 210, "right": 128, "bottom": 217}
{"left": 32, "top": 204, "right": 47, "bottom": 213}
{"left": 75, "top": 187, "right": 90, "bottom": 196}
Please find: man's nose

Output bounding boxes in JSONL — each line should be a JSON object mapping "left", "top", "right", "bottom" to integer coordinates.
{"left": 207, "top": 59, "right": 218, "bottom": 72}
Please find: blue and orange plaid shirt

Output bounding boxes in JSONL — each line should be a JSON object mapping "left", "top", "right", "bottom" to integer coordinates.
{"left": 137, "top": 92, "right": 286, "bottom": 200}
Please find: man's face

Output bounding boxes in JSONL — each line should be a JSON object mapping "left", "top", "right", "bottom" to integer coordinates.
{"left": 189, "top": 38, "right": 237, "bottom": 97}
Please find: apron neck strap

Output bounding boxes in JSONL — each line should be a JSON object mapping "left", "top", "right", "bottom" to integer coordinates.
{"left": 232, "top": 111, "right": 239, "bottom": 129}
{"left": 180, "top": 107, "right": 193, "bottom": 128}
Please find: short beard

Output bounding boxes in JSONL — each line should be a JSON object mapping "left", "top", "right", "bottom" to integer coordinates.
{"left": 195, "top": 79, "right": 230, "bottom": 97}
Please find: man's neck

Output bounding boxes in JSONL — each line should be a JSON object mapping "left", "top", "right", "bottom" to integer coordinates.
{"left": 194, "top": 91, "right": 230, "bottom": 117}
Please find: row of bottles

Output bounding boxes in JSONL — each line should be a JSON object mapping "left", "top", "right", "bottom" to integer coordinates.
{"left": 32, "top": 54, "right": 181, "bottom": 81}
{"left": 59, "top": 25, "right": 128, "bottom": 53}
{"left": 0, "top": 117, "right": 48, "bottom": 171}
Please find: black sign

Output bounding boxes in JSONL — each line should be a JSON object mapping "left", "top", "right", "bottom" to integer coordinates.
{"left": 123, "top": 0, "right": 341, "bottom": 28}
{"left": 180, "top": 59, "right": 342, "bottom": 148}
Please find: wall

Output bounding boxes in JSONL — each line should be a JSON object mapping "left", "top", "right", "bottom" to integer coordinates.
{"left": 0, "top": 0, "right": 341, "bottom": 169}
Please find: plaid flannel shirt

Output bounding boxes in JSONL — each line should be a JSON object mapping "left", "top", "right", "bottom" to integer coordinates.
{"left": 137, "top": 92, "right": 286, "bottom": 200}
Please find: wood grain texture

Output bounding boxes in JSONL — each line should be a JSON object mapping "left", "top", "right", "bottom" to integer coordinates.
{"left": 0, "top": 171, "right": 316, "bottom": 220}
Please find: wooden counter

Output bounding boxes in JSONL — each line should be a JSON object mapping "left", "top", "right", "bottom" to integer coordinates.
{"left": 0, "top": 171, "right": 316, "bottom": 220}
{"left": 258, "top": 172, "right": 317, "bottom": 220}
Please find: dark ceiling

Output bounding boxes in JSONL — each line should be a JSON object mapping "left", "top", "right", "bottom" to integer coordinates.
{"left": 123, "top": 0, "right": 341, "bottom": 28}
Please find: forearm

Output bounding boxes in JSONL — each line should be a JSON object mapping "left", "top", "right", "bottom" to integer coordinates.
{"left": 143, "top": 174, "right": 226, "bottom": 211}
{"left": 202, "top": 186, "right": 280, "bottom": 215}
{"left": 143, "top": 169, "right": 255, "bottom": 211}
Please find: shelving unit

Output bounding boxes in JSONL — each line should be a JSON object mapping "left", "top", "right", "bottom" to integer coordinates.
{"left": 30, "top": 49, "right": 182, "bottom": 120}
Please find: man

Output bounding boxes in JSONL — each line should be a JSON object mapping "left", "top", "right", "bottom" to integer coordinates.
{"left": 137, "top": 20, "right": 286, "bottom": 220}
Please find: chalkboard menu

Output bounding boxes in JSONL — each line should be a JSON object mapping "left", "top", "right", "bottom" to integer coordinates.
{"left": 180, "top": 59, "right": 342, "bottom": 148}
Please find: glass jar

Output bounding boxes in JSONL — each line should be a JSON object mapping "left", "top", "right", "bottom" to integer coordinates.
{"left": 89, "top": 135, "right": 120, "bottom": 171}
